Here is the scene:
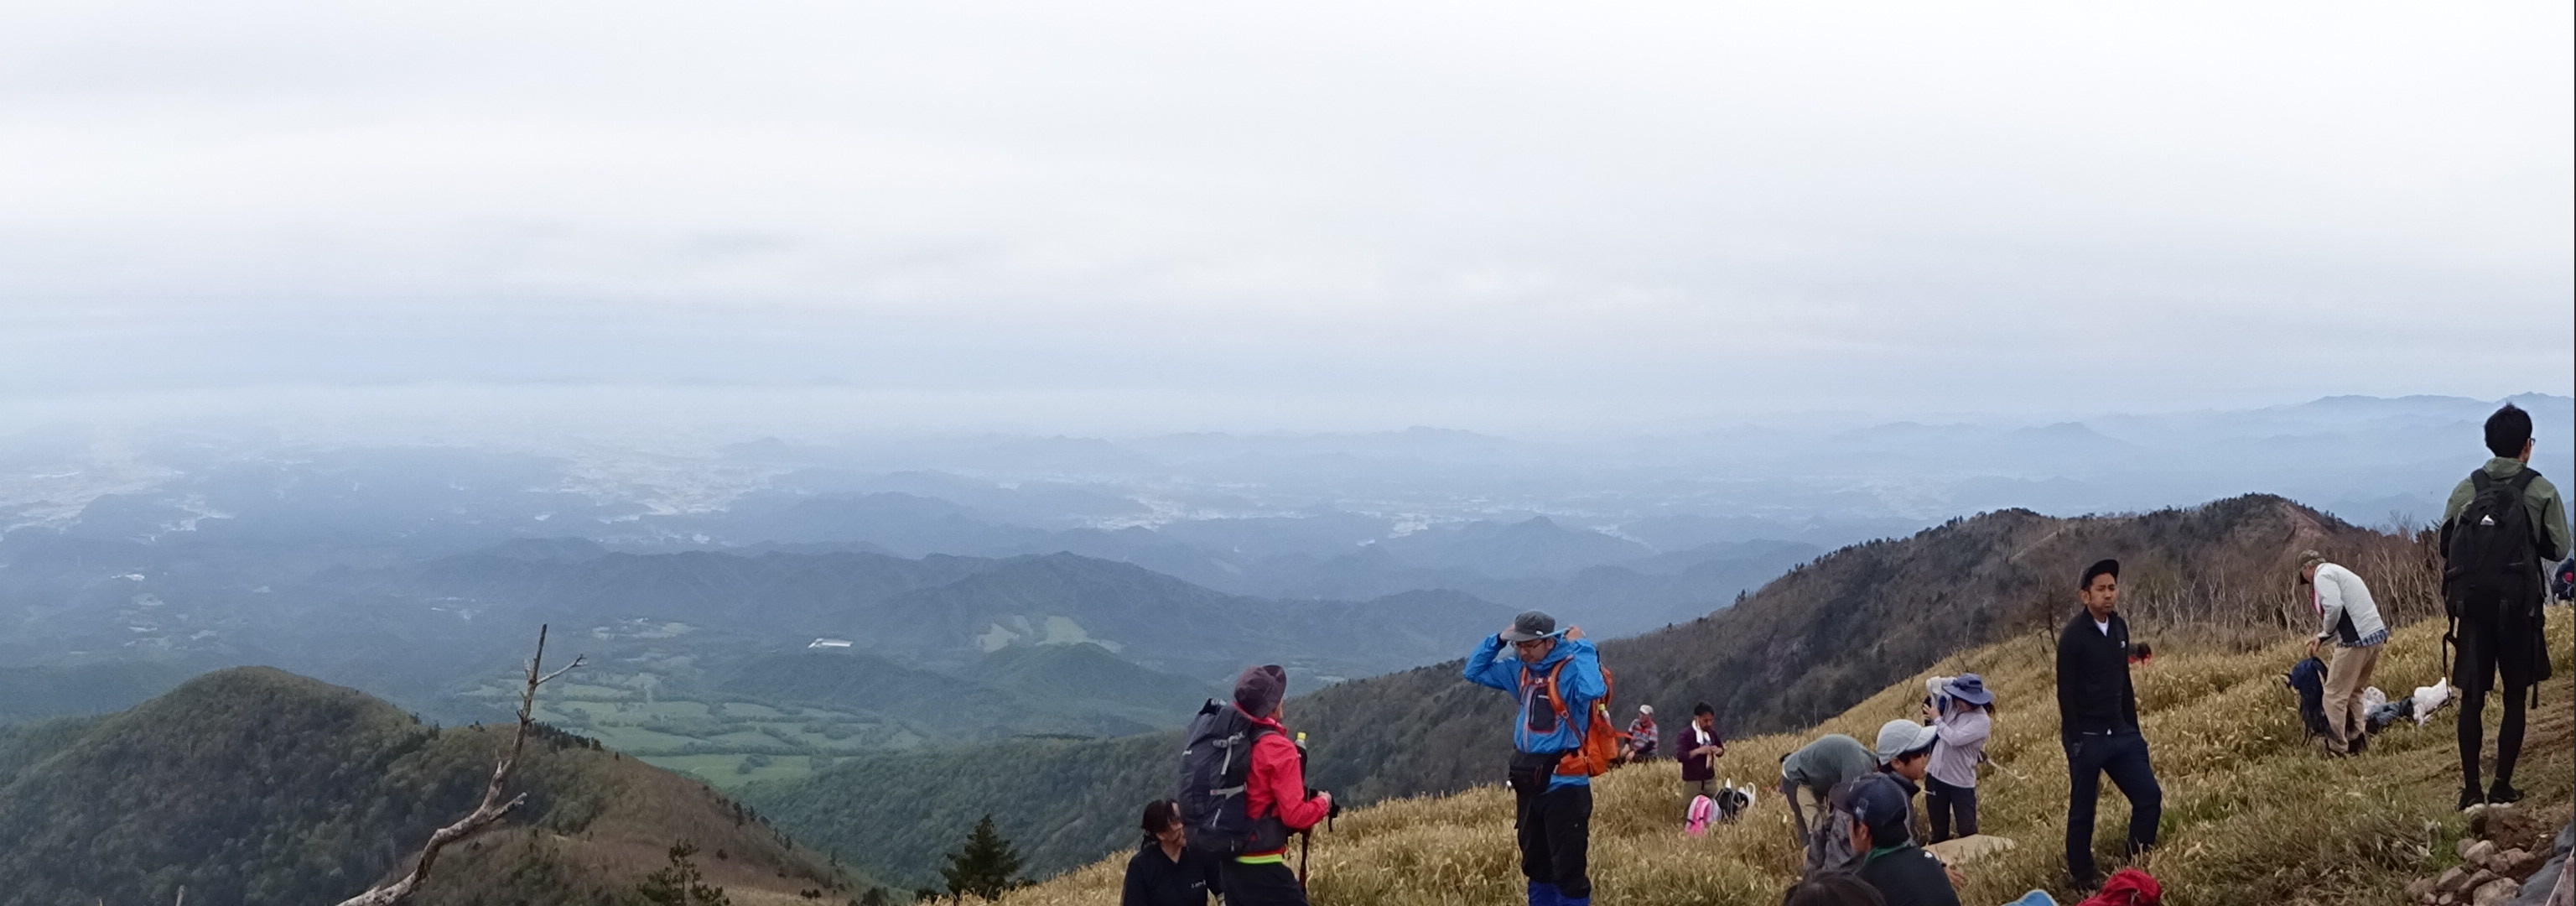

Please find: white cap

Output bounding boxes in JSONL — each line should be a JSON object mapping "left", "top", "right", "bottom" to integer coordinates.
{"left": 1638, "top": 705, "right": 1653, "bottom": 715}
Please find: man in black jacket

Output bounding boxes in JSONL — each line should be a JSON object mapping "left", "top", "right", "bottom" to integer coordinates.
{"left": 2056, "top": 558, "right": 2161, "bottom": 892}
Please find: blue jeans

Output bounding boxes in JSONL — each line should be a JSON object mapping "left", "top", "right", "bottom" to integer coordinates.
{"left": 2064, "top": 730, "right": 2161, "bottom": 886}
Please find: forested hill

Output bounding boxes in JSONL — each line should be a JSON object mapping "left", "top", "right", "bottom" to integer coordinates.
{"left": 0, "top": 667, "right": 862, "bottom": 906}
{"left": 751, "top": 493, "right": 2428, "bottom": 887}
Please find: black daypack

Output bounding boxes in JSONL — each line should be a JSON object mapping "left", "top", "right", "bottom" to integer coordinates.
{"left": 2444, "top": 468, "right": 2544, "bottom": 622}
{"left": 2286, "top": 657, "right": 2331, "bottom": 740}
{"left": 1176, "top": 699, "right": 1287, "bottom": 858}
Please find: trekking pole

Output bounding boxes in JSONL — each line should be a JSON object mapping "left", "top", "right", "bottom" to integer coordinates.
{"left": 1296, "top": 732, "right": 1314, "bottom": 886}
{"left": 1299, "top": 830, "right": 1311, "bottom": 886}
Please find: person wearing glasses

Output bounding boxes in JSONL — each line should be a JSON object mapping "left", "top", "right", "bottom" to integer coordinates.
{"left": 1463, "top": 610, "right": 1607, "bottom": 906}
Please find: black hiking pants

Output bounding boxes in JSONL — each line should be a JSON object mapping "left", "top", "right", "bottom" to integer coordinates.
{"left": 1218, "top": 858, "right": 1306, "bottom": 906}
{"left": 2064, "top": 729, "right": 2160, "bottom": 888}
{"left": 1924, "top": 774, "right": 1978, "bottom": 842}
{"left": 1510, "top": 752, "right": 1593, "bottom": 901}
{"left": 2454, "top": 617, "right": 2536, "bottom": 793}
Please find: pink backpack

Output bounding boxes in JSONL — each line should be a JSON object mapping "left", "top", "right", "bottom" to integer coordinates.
{"left": 1685, "top": 794, "right": 1715, "bottom": 836}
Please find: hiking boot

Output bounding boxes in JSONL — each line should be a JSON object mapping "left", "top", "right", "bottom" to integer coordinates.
{"left": 2486, "top": 782, "right": 2524, "bottom": 805}
{"left": 1527, "top": 881, "right": 1562, "bottom": 906}
{"left": 2345, "top": 734, "right": 2366, "bottom": 756}
{"left": 2458, "top": 787, "right": 2485, "bottom": 811}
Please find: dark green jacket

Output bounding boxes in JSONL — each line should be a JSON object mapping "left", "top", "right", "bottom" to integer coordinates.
{"left": 1779, "top": 734, "right": 1877, "bottom": 799}
{"left": 1856, "top": 844, "right": 1963, "bottom": 906}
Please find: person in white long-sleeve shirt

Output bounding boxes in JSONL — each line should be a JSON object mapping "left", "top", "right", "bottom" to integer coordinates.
{"left": 1920, "top": 674, "right": 1994, "bottom": 842}
{"left": 2299, "top": 550, "right": 2387, "bottom": 756}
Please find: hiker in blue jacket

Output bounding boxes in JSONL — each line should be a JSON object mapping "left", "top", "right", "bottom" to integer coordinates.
{"left": 1465, "top": 610, "right": 1607, "bottom": 906}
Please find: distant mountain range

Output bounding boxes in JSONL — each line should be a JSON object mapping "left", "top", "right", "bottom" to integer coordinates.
{"left": 373, "top": 545, "right": 1516, "bottom": 685}
{"left": 0, "top": 542, "right": 1526, "bottom": 797}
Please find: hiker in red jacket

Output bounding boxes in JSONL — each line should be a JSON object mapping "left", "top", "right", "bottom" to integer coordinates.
{"left": 1225, "top": 665, "right": 1333, "bottom": 906}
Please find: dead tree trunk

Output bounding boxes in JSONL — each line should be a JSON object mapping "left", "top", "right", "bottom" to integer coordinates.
{"left": 332, "top": 625, "right": 584, "bottom": 906}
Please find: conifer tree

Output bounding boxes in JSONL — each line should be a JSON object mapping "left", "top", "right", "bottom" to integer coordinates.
{"left": 635, "top": 841, "right": 732, "bottom": 906}
{"left": 937, "top": 815, "right": 1025, "bottom": 901}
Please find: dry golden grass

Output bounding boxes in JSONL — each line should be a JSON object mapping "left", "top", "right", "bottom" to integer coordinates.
{"left": 998, "top": 615, "right": 2572, "bottom": 906}
{"left": 414, "top": 730, "right": 860, "bottom": 904}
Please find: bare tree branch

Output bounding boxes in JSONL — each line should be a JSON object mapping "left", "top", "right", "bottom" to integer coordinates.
{"left": 332, "top": 624, "right": 582, "bottom": 906}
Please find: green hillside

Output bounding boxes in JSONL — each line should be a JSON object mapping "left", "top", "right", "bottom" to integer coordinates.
{"left": 0, "top": 667, "right": 865, "bottom": 906}
{"left": 979, "top": 641, "right": 1223, "bottom": 726}
{"left": 740, "top": 731, "right": 1178, "bottom": 893}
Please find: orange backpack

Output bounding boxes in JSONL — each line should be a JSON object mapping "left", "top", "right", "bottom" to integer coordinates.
{"left": 1521, "top": 658, "right": 1620, "bottom": 778}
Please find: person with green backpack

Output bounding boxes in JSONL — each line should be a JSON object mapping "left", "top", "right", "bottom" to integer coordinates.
{"left": 1463, "top": 610, "right": 1612, "bottom": 906}
{"left": 2442, "top": 403, "right": 2570, "bottom": 810}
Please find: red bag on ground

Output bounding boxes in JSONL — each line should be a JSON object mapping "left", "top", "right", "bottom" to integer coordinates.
{"left": 2078, "top": 869, "right": 2161, "bottom": 906}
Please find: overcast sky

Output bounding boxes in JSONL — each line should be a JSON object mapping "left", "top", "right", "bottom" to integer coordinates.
{"left": 3, "top": 2, "right": 2568, "bottom": 431}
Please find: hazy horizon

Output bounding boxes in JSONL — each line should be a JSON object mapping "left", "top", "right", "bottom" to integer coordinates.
{"left": 0, "top": 383, "right": 2568, "bottom": 441}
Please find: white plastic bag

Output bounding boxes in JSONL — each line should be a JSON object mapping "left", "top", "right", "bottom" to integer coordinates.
{"left": 2412, "top": 679, "right": 2453, "bottom": 726}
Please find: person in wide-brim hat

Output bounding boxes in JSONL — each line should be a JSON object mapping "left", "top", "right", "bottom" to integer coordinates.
{"left": 1924, "top": 674, "right": 1995, "bottom": 844}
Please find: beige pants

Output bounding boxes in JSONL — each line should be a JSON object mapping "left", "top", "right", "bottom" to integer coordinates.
{"left": 1791, "top": 784, "right": 1826, "bottom": 830}
{"left": 1788, "top": 783, "right": 1857, "bottom": 876}
{"left": 2323, "top": 642, "right": 2381, "bottom": 752}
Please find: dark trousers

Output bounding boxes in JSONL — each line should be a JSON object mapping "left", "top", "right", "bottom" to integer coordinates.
{"left": 2064, "top": 731, "right": 2160, "bottom": 886}
{"left": 2454, "top": 623, "right": 2532, "bottom": 792}
{"left": 1924, "top": 775, "right": 1979, "bottom": 842}
{"left": 1218, "top": 859, "right": 1306, "bottom": 906}
{"left": 1509, "top": 754, "right": 1593, "bottom": 900}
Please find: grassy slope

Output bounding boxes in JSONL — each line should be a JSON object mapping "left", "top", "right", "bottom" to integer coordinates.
{"left": 412, "top": 738, "right": 877, "bottom": 906}
{"left": 999, "top": 614, "right": 2572, "bottom": 906}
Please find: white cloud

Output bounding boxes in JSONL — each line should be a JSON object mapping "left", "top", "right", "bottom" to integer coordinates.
{"left": 0, "top": 0, "right": 2567, "bottom": 422}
